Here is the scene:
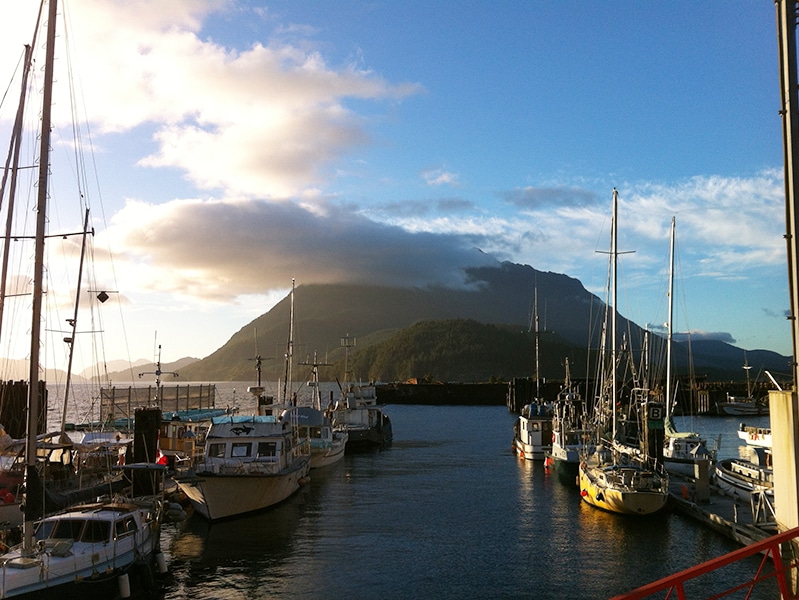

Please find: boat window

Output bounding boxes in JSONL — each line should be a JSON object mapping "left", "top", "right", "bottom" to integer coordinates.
{"left": 208, "top": 443, "right": 226, "bottom": 458}
{"left": 51, "top": 519, "right": 86, "bottom": 541}
{"left": 82, "top": 520, "right": 111, "bottom": 543}
{"left": 34, "top": 520, "right": 56, "bottom": 540}
{"left": 231, "top": 443, "right": 252, "bottom": 458}
{"left": 115, "top": 516, "right": 137, "bottom": 539}
{"left": 257, "top": 442, "right": 276, "bottom": 457}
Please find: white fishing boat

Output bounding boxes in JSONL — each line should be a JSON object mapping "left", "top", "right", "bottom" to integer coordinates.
{"left": 512, "top": 289, "right": 552, "bottom": 461}
{"left": 175, "top": 414, "right": 311, "bottom": 521}
{"left": 737, "top": 423, "right": 771, "bottom": 448}
{"left": 713, "top": 447, "right": 773, "bottom": 501}
{"left": 296, "top": 354, "right": 347, "bottom": 469}
{"left": 578, "top": 190, "right": 669, "bottom": 516}
{"left": 713, "top": 356, "right": 769, "bottom": 416}
{"left": 545, "top": 360, "right": 591, "bottom": 484}
{"left": 513, "top": 402, "right": 553, "bottom": 461}
{"left": 295, "top": 406, "right": 347, "bottom": 469}
{"left": 715, "top": 394, "right": 768, "bottom": 416}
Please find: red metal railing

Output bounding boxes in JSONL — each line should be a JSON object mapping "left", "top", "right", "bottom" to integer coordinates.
{"left": 610, "top": 526, "right": 799, "bottom": 600}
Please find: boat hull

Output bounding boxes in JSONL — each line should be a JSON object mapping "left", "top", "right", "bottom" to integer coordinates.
{"left": 512, "top": 413, "right": 553, "bottom": 461}
{"left": 310, "top": 439, "right": 346, "bottom": 469}
{"left": 340, "top": 410, "right": 392, "bottom": 450}
{"left": 0, "top": 501, "right": 161, "bottom": 599}
{"left": 578, "top": 461, "right": 668, "bottom": 516}
{"left": 713, "top": 458, "right": 773, "bottom": 501}
{"left": 178, "top": 456, "right": 310, "bottom": 521}
{"left": 715, "top": 402, "right": 767, "bottom": 416}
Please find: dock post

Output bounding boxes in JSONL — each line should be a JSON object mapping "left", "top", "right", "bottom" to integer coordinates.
{"left": 693, "top": 459, "right": 710, "bottom": 504}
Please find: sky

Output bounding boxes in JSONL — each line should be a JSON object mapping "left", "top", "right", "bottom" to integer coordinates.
{"left": 0, "top": 0, "right": 790, "bottom": 380}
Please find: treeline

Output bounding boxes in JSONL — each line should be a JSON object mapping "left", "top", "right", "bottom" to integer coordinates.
{"left": 343, "top": 318, "right": 587, "bottom": 383}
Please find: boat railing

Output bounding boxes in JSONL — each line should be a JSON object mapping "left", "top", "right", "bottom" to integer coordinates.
{"left": 610, "top": 525, "right": 799, "bottom": 599}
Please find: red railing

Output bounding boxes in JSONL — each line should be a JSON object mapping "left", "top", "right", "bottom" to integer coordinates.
{"left": 610, "top": 526, "right": 799, "bottom": 600}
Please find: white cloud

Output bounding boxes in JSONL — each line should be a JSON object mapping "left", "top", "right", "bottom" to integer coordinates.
{"left": 422, "top": 168, "right": 460, "bottom": 187}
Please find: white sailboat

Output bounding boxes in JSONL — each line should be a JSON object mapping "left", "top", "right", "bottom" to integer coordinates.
{"left": 661, "top": 217, "right": 713, "bottom": 476}
{"left": 578, "top": 189, "right": 669, "bottom": 516}
{"left": 0, "top": 2, "right": 165, "bottom": 596}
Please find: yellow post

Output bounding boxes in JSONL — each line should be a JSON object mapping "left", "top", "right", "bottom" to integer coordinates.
{"left": 771, "top": 390, "right": 799, "bottom": 531}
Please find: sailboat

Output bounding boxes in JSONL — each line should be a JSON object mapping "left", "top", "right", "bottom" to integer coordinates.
{"left": 661, "top": 217, "right": 713, "bottom": 476}
{"left": 578, "top": 189, "right": 669, "bottom": 516}
{"left": 512, "top": 289, "right": 553, "bottom": 460}
{"left": 0, "top": 1, "right": 166, "bottom": 596}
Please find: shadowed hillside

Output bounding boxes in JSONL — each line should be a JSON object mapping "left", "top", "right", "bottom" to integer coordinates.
{"left": 173, "top": 261, "right": 790, "bottom": 384}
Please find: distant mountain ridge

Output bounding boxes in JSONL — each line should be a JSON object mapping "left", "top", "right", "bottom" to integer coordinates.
{"left": 174, "top": 261, "right": 790, "bottom": 384}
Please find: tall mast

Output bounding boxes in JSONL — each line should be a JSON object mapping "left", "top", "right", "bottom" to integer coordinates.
{"left": 60, "top": 208, "right": 92, "bottom": 432}
{"left": 534, "top": 287, "right": 540, "bottom": 400}
{"left": 665, "top": 217, "right": 675, "bottom": 411}
{"left": 24, "top": 0, "right": 58, "bottom": 554}
{"left": 611, "top": 188, "right": 618, "bottom": 440}
{"left": 282, "top": 279, "right": 295, "bottom": 405}
{"left": 0, "top": 44, "right": 33, "bottom": 338}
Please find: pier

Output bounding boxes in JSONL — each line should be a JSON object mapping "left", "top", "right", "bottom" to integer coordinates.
{"left": 667, "top": 476, "right": 773, "bottom": 547}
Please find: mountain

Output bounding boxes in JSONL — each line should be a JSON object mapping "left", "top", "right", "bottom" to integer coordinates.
{"left": 174, "top": 261, "right": 790, "bottom": 384}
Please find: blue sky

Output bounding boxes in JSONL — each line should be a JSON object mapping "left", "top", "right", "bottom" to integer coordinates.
{"left": 0, "top": 0, "right": 789, "bottom": 378}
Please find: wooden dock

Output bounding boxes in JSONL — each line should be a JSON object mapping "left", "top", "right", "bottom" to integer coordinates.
{"left": 668, "top": 475, "right": 774, "bottom": 547}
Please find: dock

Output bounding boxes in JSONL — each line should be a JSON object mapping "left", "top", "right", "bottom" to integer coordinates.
{"left": 667, "top": 474, "right": 774, "bottom": 547}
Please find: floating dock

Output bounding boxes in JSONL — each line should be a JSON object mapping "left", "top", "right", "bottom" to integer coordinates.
{"left": 668, "top": 474, "right": 773, "bottom": 547}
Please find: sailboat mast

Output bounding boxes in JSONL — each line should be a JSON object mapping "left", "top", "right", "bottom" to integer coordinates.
{"left": 282, "top": 279, "right": 295, "bottom": 405}
{"left": 24, "top": 0, "right": 58, "bottom": 552}
{"left": 534, "top": 287, "right": 540, "bottom": 400}
{"left": 60, "top": 208, "right": 91, "bottom": 432}
{"left": 0, "top": 44, "right": 34, "bottom": 339}
{"left": 611, "top": 188, "right": 618, "bottom": 440}
{"left": 665, "top": 217, "right": 675, "bottom": 411}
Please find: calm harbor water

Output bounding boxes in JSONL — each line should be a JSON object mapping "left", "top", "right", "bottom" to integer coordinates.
{"left": 47, "top": 382, "right": 775, "bottom": 599}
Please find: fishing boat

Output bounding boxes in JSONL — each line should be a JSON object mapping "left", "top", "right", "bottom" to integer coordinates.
{"left": 296, "top": 354, "right": 347, "bottom": 469}
{"left": 660, "top": 217, "right": 713, "bottom": 476}
{"left": 174, "top": 413, "right": 311, "bottom": 521}
{"left": 713, "top": 356, "right": 769, "bottom": 416}
{"left": 578, "top": 190, "right": 669, "bottom": 516}
{"left": 544, "top": 360, "right": 591, "bottom": 484}
{"left": 713, "top": 447, "right": 773, "bottom": 501}
{"left": 737, "top": 423, "right": 771, "bottom": 448}
{"left": 512, "top": 290, "right": 552, "bottom": 461}
{"left": 332, "top": 335, "right": 392, "bottom": 450}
